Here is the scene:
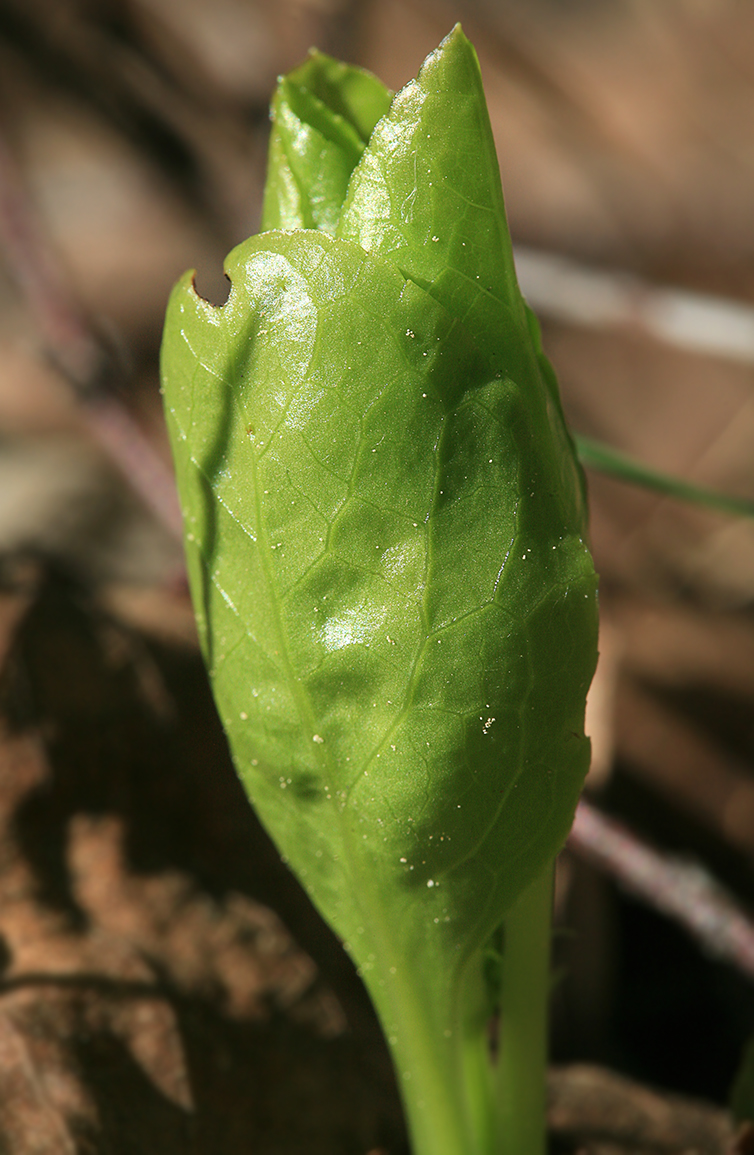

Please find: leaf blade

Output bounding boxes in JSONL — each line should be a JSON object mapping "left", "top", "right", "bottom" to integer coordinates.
{"left": 337, "top": 26, "right": 523, "bottom": 372}
{"left": 162, "top": 227, "right": 597, "bottom": 965}
{"left": 261, "top": 52, "right": 392, "bottom": 234}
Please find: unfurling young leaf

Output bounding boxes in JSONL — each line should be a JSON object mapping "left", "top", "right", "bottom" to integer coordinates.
{"left": 161, "top": 26, "right": 598, "bottom": 1155}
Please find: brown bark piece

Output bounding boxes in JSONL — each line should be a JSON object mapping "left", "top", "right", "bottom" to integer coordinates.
{"left": 730, "top": 1122, "right": 754, "bottom": 1155}
{"left": 615, "top": 676, "right": 754, "bottom": 861}
{"left": 0, "top": 1009, "right": 78, "bottom": 1155}
{"left": 0, "top": 984, "right": 193, "bottom": 1155}
{"left": 548, "top": 1064, "right": 734, "bottom": 1154}
{"left": 614, "top": 601, "right": 754, "bottom": 700}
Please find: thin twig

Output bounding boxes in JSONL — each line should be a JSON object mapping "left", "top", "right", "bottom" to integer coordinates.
{"left": 83, "top": 400, "right": 184, "bottom": 540}
{"left": 0, "top": 133, "right": 183, "bottom": 541}
{"left": 0, "top": 135, "right": 100, "bottom": 390}
{"left": 569, "top": 799, "right": 754, "bottom": 980}
{"left": 515, "top": 245, "right": 754, "bottom": 365}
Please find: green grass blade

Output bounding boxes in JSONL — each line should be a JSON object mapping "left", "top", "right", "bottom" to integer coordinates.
{"left": 575, "top": 434, "right": 754, "bottom": 520}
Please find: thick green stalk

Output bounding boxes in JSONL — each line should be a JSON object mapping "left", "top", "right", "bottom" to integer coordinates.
{"left": 357, "top": 871, "right": 555, "bottom": 1155}
{"left": 379, "top": 992, "right": 479, "bottom": 1155}
{"left": 346, "top": 863, "right": 497, "bottom": 1155}
{"left": 357, "top": 927, "right": 485, "bottom": 1155}
{"left": 495, "top": 862, "right": 554, "bottom": 1155}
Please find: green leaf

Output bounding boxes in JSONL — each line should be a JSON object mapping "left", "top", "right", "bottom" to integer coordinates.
{"left": 162, "top": 25, "right": 598, "bottom": 1155}
{"left": 337, "top": 29, "right": 521, "bottom": 363}
{"left": 261, "top": 51, "right": 392, "bottom": 234}
{"left": 164, "top": 222, "right": 596, "bottom": 922}
{"left": 337, "top": 27, "right": 587, "bottom": 537}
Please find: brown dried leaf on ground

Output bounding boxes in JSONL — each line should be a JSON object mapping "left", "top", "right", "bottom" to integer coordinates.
{"left": 548, "top": 1065, "right": 734, "bottom": 1155}
{"left": 0, "top": 562, "right": 407, "bottom": 1154}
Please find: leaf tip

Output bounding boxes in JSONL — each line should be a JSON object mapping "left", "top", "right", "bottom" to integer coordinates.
{"left": 415, "top": 22, "right": 480, "bottom": 94}
{"left": 441, "top": 22, "right": 469, "bottom": 49}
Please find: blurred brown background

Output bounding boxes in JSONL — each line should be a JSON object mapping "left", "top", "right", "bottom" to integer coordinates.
{"left": 0, "top": 1, "right": 754, "bottom": 1152}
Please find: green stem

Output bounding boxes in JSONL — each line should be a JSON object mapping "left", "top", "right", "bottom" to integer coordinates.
{"left": 495, "top": 861, "right": 554, "bottom": 1155}
{"left": 355, "top": 864, "right": 554, "bottom": 1155}
{"left": 362, "top": 947, "right": 482, "bottom": 1155}
{"left": 458, "top": 944, "right": 496, "bottom": 1155}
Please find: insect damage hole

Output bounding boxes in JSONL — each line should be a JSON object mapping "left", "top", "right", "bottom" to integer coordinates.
{"left": 191, "top": 266, "right": 232, "bottom": 307}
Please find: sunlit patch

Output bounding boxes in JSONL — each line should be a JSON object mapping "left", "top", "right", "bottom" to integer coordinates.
{"left": 321, "top": 602, "right": 387, "bottom": 650}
